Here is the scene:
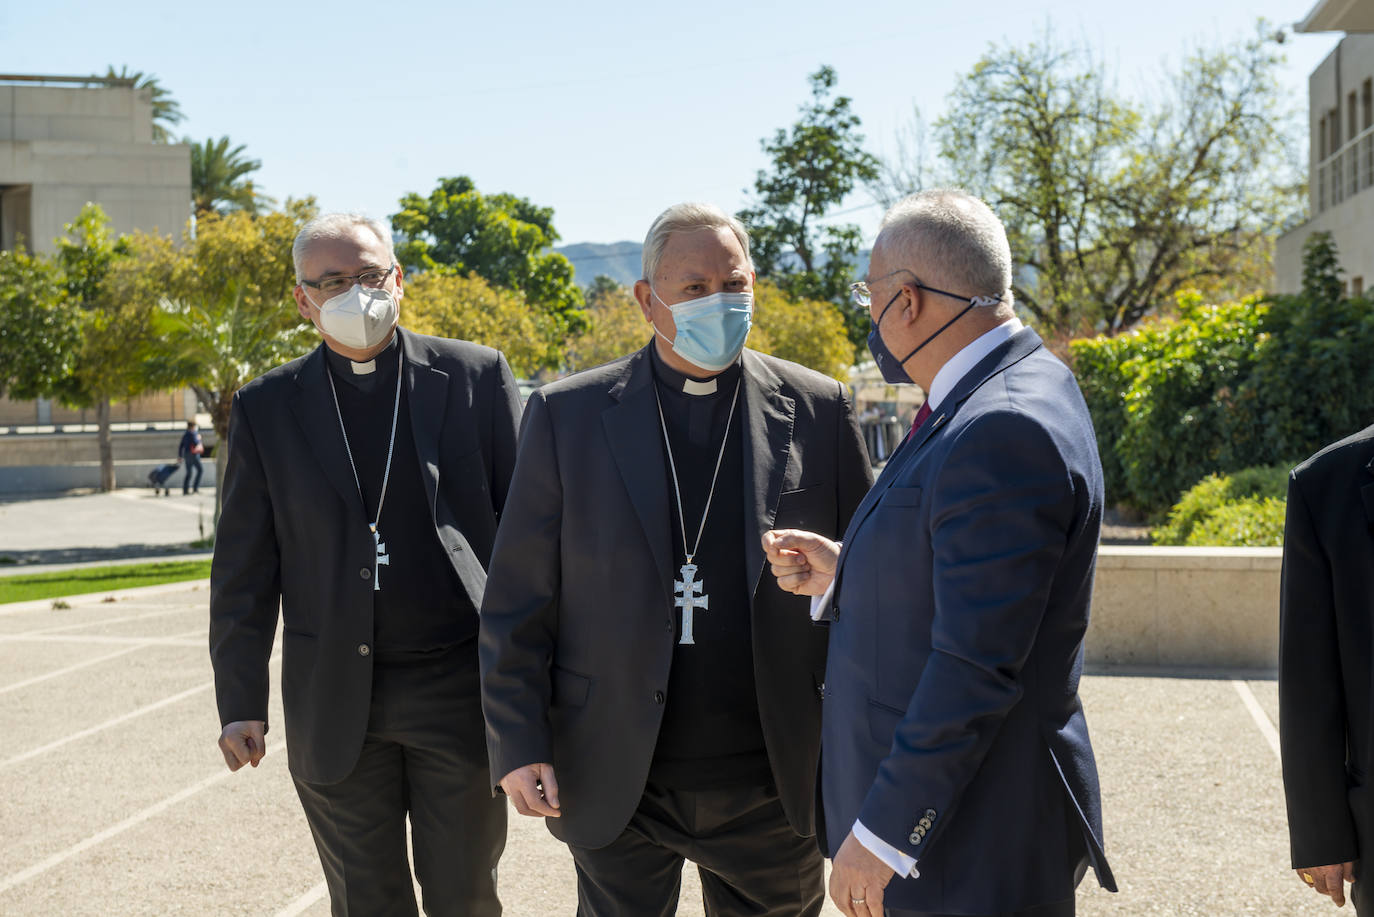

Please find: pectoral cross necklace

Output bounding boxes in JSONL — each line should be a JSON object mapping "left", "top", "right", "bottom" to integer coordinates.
{"left": 326, "top": 347, "right": 404, "bottom": 592}
{"left": 654, "top": 378, "right": 741, "bottom": 645}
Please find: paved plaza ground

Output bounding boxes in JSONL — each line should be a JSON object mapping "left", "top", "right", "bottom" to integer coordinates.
{"left": 0, "top": 490, "right": 1337, "bottom": 915}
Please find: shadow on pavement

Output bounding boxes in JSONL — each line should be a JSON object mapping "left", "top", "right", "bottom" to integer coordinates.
{"left": 0, "top": 543, "right": 211, "bottom": 568}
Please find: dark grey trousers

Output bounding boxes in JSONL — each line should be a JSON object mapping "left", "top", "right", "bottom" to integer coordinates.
{"left": 886, "top": 899, "right": 1074, "bottom": 917}
{"left": 568, "top": 781, "right": 825, "bottom": 917}
{"left": 292, "top": 644, "right": 506, "bottom": 917}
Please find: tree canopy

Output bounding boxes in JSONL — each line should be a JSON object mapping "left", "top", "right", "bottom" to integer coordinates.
{"left": 915, "top": 25, "right": 1301, "bottom": 336}
{"left": 392, "top": 176, "right": 585, "bottom": 331}
{"left": 738, "top": 66, "right": 878, "bottom": 355}
{"left": 190, "top": 137, "right": 274, "bottom": 217}
{"left": 104, "top": 65, "right": 183, "bottom": 142}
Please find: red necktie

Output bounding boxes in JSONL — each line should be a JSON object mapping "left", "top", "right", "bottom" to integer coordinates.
{"left": 905, "top": 401, "right": 933, "bottom": 443}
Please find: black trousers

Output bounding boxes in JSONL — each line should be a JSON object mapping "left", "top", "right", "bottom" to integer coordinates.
{"left": 886, "top": 899, "right": 1074, "bottom": 917}
{"left": 568, "top": 781, "right": 825, "bottom": 917}
{"left": 292, "top": 643, "right": 506, "bottom": 917}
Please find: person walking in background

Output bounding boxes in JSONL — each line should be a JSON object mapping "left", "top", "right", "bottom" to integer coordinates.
{"left": 1280, "top": 422, "right": 1374, "bottom": 912}
{"left": 178, "top": 420, "right": 203, "bottom": 495}
{"left": 764, "top": 189, "right": 1115, "bottom": 916}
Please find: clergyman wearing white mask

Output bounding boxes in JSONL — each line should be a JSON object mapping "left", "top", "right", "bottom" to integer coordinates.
{"left": 211, "top": 212, "right": 521, "bottom": 916}
{"left": 478, "top": 202, "right": 874, "bottom": 917}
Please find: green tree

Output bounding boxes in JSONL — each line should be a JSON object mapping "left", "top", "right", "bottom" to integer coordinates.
{"left": 392, "top": 176, "right": 585, "bottom": 331}
{"left": 749, "top": 280, "right": 854, "bottom": 380}
{"left": 912, "top": 24, "right": 1300, "bottom": 336}
{"left": 0, "top": 249, "right": 81, "bottom": 401}
{"left": 190, "top": 136, "right": 274, "bottom": 217}
{"left": 564, "top": 276, "right": 650, "bottom": 373}
{"left": 104, "top": 66, "right": 183, "bottom": 142}
{"left": 736, "top": 66, "right": 879, "bottom": 354}
{"left": 1300, "top": 231, "right": 1344, "bottom": 306}
{"left": 403, "top": 271, "right": 563, "bottom": 379}
{"left": 52, "top": 204, "right": 158, "bottom": 491}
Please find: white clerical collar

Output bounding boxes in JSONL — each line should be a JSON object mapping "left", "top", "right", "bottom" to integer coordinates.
{"left": 351, "top": 358, "right": 376, "bottom": 375}
{"left": 925, "top": 318, "right": 1023, "bottom": 412}
{"left": 682, "top": 377, "right": 717, "bottom": 395}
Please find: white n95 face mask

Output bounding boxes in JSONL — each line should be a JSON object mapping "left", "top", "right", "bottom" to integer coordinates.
{"left": 311, "top": 284, "right": 399, "bottom": 350}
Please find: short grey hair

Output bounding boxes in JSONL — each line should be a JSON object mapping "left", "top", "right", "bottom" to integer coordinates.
{"left": 292, "top": 213, "right": 396, "bottom": 281}
{"left": 878, "top": 189, "right": 1012, "bottom": 304}
{"left": 642, "top": 203, "right": 753, "bottom": 282}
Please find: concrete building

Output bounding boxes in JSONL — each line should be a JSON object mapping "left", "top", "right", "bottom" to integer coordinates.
{"left": 0, "top": 73, "right": 190, "bottom": 254}
{"left": 0, "top": 73, "right": 196, "bottom": 437}
{"left": 1275, "top": 4, "right": 1374, "bottom": 294}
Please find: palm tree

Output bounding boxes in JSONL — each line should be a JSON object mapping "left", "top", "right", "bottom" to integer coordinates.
{"left": 189, "top": 136, "right": 274, "bottom": 217}
{"left": 103, "top": 66, "right": 183, "bottom": 142}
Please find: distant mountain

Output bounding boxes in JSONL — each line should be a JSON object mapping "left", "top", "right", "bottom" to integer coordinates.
{"left": 556, "top": 240, "right": 873, "bottom": 291}
{"left": 556, "top": 242, "right": 643, "bottom": 289}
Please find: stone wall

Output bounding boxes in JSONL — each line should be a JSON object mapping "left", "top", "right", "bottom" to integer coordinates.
{"left": 1087, "top": 546, "right": 1282, "bottom": 671}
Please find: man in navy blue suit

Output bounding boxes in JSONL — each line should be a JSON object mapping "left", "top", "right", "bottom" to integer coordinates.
{"left": 764, "top": 189, "right": 1116, "bottom": 917}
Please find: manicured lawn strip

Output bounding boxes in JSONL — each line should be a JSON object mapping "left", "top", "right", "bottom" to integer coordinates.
{"left": 0, "top": 559, "right": 212, "bottom": 604}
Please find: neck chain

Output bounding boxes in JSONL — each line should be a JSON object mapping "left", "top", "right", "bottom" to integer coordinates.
{"left": 653, "top": 377, "right": 741, "bottom": 645}
{"left": 326, "top": 345, "right": 403, "bottom": 592}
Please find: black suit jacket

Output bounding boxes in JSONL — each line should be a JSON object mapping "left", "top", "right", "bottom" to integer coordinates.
{"left": 478, "top": 344, "right": 873, "bottom": 848}
{"left": 209, "top": 327, "right": 522, "bottom": 785}
{"left": 1280, "top": 423, "right": 1374, "bottom": 869}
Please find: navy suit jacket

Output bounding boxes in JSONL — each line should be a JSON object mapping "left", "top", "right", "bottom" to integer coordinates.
{"left": 822, "top": 327, "right": 1116, "bottom": 913}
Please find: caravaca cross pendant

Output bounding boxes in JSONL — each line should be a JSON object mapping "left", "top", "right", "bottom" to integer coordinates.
{"left": 370, "top": 523, "right": 390, "bottom": 593}
{"left": 673, "top": 559, "right": 709, "bottom": 645}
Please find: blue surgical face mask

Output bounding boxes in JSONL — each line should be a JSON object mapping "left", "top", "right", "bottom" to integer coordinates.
{"left": 867, "top": 288, "right": 979, "bottom": 384}
{"left": 652, "top": 288, "right": 753, "bottom": 373}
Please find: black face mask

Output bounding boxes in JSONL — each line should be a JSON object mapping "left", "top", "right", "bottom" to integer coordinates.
{"left": 866, "top": 284, "right": 984, "bottom": 384}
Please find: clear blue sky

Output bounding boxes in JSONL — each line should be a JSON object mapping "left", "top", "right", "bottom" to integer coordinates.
{"left": 0, "top": 0, "right": 1340, "bottom": 247}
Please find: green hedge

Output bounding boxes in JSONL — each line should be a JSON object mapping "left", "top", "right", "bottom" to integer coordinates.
{"left": 1152, "top": 464, "right": 1290, "bottom": 546}
{"left": 1070, "top": 291, "right": 1374, "bottom": 514}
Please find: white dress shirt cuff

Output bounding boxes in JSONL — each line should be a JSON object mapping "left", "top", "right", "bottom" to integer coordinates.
{"left": 853, "top": 819, "right": 920, "bottom": 879}
{"left": 809, "top": 580, "right": 836, "bottom": 621}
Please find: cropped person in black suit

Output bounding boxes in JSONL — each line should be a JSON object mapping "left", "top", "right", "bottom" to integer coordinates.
{"left": 479, "top": 202, "right": 873, "bottom": 917}
{"left": 1280, "top": 422, "right": 1374, "bottom": 912}
{"left": 209, "top": 213, "right": 520, "bottom": 916}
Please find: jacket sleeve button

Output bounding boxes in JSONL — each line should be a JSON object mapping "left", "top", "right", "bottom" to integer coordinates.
{"left": 653, "top": 690, "right": 665, "bottom": 704}
{"left": 360, "top": 568, "right": 372, "bottom": 580}
{"left": 909, "top": 832, "right": 921, "bottom": 845}
{"left": 358, "top": 644, "right": 371, "bottom": 657}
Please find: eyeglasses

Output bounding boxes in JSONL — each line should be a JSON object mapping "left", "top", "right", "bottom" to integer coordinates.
{"left": 300, "top": 264, "right": 396, "bottom": 295}
{"left": 851, "top": 269, "right": 1004, "bottom": 309}
{"left": 851, "top": 269, "right": 916, "bottom": 308}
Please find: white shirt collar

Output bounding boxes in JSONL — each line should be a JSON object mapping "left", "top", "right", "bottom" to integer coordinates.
{"left": 924, "top": 317, "right": 1023, "bottom": 413}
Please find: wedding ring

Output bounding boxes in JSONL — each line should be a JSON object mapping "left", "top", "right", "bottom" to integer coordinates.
{"left": 1303, "top": 873, "right": 1315, "bottom": 885}
{"left": 851, "top": 898, "right": 866, "bottom": 905}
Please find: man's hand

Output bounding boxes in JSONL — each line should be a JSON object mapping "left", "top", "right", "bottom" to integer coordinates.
{"left": 218, "top": 720, "right": 266, "bottom": 772}
{"left": 830, "top": 830, "right": 895, "bottom": 917}
{"left": 499, "top": 763, "right": 561, "bottom": 818}
{"left": 1296, "top": 863, "right": 1355, "bottom": 907}
{"left": 762, "top": 529, "right": 840, "bottom": 597}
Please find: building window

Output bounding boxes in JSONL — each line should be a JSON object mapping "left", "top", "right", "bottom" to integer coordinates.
{"left": 1333, "top": 107, "right": 1343, "bottom": 150}
{"left": 1320, "top": 114, "right": 1328, "bottom": 160}
{"left": 1364, "top": 79, "right": 1373, "bottom": 131}
{"left": 1353, "top": 277, "right": 1365, "bottom": 298}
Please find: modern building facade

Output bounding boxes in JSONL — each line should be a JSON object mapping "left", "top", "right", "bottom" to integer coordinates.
{"left": 0, "top": 74, "right": 190, "bottom": 254}
{"left": 1275, "top": 5, "right": 1374, "bottom": 295}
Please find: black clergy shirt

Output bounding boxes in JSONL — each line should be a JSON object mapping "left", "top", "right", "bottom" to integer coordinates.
{"left": 324, "top": 336, "right": 476, "bottom": 659}
{"left": 646, "top": 345, "right": 770, "bottom": 790}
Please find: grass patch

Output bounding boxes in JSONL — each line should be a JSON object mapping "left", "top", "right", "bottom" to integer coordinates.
{"left": 0, "top": 559, "right": 212, "bottom": 605}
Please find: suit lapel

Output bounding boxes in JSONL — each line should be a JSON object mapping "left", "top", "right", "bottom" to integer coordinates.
{"left": 287, "top": 345, "right": 367, "bottom": 521}
{"left": 835, "top": 328, "right": 1045, "bottom": 572}
{"left": 603, "top": 346, "right": 675, "bottom": 601}
{"left": 400, "top": 328, "right": 447, "bottom": 520}
{"left": 740, "top": 351, "right": 796, "bottom": 594}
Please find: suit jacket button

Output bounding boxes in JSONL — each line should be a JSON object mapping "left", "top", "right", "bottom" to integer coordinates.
{"left": 909, "top": 831, "right": 921, "bottom": 845}
{"left": 358, "top": 643, "right": 371, "bottom": 657}
{"left": 360, "top": 568, "right": 371, "bottom": 580}
{"left": 653, "top": 690, "right": 665, "bottom": 704}
{"left": 925, "top": 808, "right": 937, "bottom": 820}
{"left": 919, "top": 817, "right": 933, "bottom": 830}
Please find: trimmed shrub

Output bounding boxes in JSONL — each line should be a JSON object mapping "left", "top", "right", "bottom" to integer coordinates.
{"left": 1152, "top": 464, "right": 1290, "bottom": 546}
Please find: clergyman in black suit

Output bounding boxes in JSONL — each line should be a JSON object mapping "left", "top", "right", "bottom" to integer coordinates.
{"left": 478, "top": 202, "right": 874, "bottom": 916}
{"left": 209, "top": 213, "right": 520, "bottom": 916}
{"left": 1280, "top": 422, "right": 1374, "bottom": 912}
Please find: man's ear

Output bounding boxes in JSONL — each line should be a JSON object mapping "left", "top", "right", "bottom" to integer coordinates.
{"left": 293, "top": 285, "right": 313, "bottom": 322}
{"left": 632, "top": 279, "right": 654, "bottom": 323}
{"left": 898, "top": 284, "right": 922, "bottom": 326}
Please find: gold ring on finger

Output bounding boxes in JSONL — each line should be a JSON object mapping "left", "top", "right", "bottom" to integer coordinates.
{"left": 1303, "top": 873, "right": 1315, "bottom": 885}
